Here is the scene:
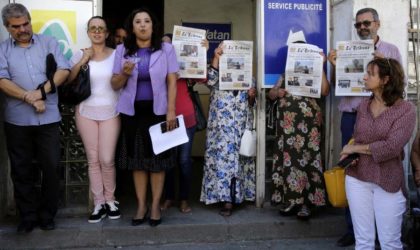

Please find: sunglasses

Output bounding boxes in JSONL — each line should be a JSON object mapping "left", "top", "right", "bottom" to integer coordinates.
{"left": 354, "top": 20, "right": 376, "bottom": 29}
{"left": 88, "top": 26, "right": 107, "bottom": 33}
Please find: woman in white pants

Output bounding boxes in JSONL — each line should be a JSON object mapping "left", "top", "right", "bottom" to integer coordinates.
{"left": 340, "top": 58, "right": 416, "bottom": 250}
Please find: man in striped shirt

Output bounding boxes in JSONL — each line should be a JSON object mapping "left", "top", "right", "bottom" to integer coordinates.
{"left": 328, "top": 7, "right": 402, "bottom": 247}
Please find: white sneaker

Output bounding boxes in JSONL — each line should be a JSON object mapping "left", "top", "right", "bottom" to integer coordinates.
{"left": 105, "top": 201, "right": 121, "bottom": 219}
{"left": 88, "top": 204, "right": 106, "bottom": 223}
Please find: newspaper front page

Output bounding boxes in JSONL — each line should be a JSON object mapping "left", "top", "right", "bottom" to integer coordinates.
{"left": 335, "top": 40, "right": 374, "bottom": 96}
{"left": 285, "top": 43, "right": 323, "bottom": 98}
{"left": 172, "top": 25, "right": 207, "bottom": 79}
{"left": 219, "top": 40, "right": 253, "bottom": 90}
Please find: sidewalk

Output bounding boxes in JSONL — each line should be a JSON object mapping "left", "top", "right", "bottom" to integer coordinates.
{"left": 0, "top": 202, "right": 347, "bottom": 249}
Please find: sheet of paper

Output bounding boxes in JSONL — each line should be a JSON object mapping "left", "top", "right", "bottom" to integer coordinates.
{"left": 149, "top": 115, "right": 189, "bottom": 155}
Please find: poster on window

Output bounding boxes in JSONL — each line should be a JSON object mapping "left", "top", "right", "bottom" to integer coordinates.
{"left": 16, "top": 0, "right": 94, "bottom": 60}
{"left": 261, "top": 0, "right": 328, "bottom": 88}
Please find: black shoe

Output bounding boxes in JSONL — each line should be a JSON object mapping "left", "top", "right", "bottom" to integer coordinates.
{"left": 105, "top": 201, "right": 121, "bottom": 220}
{"left": 149, "top": 218, "right": 161, "bottom": 227}
{"left": 336, "top": 233, "right": 355, "bottom": 247}
{"left": 88, "top": 204, "right": 107, "bottom": 223}
{"left": 17, "top": 221, "right": 37, "bottom": 234}
{"left": 39, "top": 220, "right": 55, "bottom": 231}
{"left": 131, "top": 208, "right": 149, "bottom": 226}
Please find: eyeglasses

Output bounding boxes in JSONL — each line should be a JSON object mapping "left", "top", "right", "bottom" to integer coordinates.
{"left": 9, "top": 21, "right": 30, "bottom": 30}
{"left": 354, "top": 20, "right": 376, "bottom": 29}
{"left": 88, "top": 26, "right": 107, "bottom": 33}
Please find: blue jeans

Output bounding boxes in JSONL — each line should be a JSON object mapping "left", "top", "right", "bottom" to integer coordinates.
{"left": 341, "top": 112, "right": 357, "bottom": 235}
{"left": 164, "top": 126, "right": 196, "bottom": 200}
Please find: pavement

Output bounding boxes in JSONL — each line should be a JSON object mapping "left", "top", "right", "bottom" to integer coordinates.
{"left": 0, "top": 202, "right": 349, "bottom": 249}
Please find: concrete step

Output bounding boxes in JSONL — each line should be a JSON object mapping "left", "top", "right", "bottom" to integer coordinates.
{"left": 0, "top": 203, "right": 347, "bottom": 249}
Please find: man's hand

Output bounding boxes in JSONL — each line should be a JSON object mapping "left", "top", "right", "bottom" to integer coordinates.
{"left": 373, "top": 51, "right": 385, "bottom": 59}
{"left": 24, "top": 89, "right": 42, "bottom": 104}
{"left": 32, "top": 100, "right": 45, "bottom": 113}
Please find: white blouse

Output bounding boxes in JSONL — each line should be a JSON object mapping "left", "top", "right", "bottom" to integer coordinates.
{"left": 70, "top": 50, "right": 119, "bottom": 120}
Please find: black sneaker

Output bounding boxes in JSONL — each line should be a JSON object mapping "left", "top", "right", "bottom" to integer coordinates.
{"left": 105, "top": 201, "right": 121, "bottom": 219}
{"left": 88, "top": 204, "right": 106, "bottom": 223}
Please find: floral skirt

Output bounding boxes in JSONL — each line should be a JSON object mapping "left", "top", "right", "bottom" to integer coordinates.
{"left": 271, "top": 96, "right": 326, "bottom": 207}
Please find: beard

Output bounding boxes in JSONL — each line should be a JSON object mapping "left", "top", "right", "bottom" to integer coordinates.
{"left": 358, "top": 29, "right": 373, "bottom": 40}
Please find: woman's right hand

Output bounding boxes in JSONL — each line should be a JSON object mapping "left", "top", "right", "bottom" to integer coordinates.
{"left": 122, "top": 61, "right": 135, "bottom": 76}
{"left": 81, "top": 47, "right": 93, "bottom": 64}
{"left": 268, "top": 86, "right": 287, "bottom": 100}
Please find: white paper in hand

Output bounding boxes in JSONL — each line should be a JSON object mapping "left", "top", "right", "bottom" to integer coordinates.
{"left": 149, "top": 115, "right": 189, "bottom": 155}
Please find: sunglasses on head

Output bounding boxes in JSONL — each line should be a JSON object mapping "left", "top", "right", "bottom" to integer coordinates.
{"left": 88, "top": 26, "right": 107, "bottom": 33}
{"left": 354, "top": 20, "right": 375, "bottom": 29}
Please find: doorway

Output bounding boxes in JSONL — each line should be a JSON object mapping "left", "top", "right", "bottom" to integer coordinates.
{"left": 102, "top": 0, "right": 164, "bottom": 37}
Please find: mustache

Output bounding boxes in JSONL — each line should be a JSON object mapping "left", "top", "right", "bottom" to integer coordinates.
{"left": 17, "top": 32, "right": 30, "bottom": 36}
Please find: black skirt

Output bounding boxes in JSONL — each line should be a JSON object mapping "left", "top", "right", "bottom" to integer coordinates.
{"left": 116, "top": 100, "right": 175, "bottom": 172}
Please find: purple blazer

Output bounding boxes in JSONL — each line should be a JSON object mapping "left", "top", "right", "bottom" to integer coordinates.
{"left": 113, "top": 42, "right": 179, "bottom": 116}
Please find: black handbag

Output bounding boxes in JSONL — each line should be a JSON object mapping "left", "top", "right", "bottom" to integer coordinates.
{"left": 58, "top": 63, "right": 91, "bottom": 105}
{"left": 401, "top": 175, "right": 420, "bottom": 250}
{"left": 187, "top": 80, "right": 207, "bottom": 131}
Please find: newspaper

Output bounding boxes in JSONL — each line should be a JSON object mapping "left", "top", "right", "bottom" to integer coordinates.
{"left": 172, "top": 25, "right": 207, "bottom": 79}
{"left": 219, "top": 40, "right": 253, "bottom": 90}
{"left": 335, "top": 40, "right": 374, "bottom": 96}
{"left": 284, "top": 43, "right": 324, "bottom": 98}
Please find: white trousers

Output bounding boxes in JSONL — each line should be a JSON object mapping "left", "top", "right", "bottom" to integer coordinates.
{"left": 345, "top": 175, "right": 406, "bottom": 250}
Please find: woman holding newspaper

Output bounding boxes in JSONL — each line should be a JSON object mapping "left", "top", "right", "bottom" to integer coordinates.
{"left": 340, "top": 58, "right": 415, "bottom": 249}
{"left": 268, "top": 39, "right": 330, "bottom": 220}
{"left": 200, "top": 42, "right": 256, "bottom": 216}
{"left": 111, "top": 8, "right": 178, "bottom": 227}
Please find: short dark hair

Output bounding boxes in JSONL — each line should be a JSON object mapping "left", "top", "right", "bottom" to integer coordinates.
{"left": 356, "top": 8, "right": 379, "bottom": 21}
{"left": 367, "top": 58, "right": 405, "bottom": 106}
{"left": 123, "top": 7, "right": 162, "bottom": 56}
{"left": 1, "top": 3, "right": 31, "bottom": 27}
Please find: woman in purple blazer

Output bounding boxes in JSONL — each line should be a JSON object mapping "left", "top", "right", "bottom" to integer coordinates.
{"left": 111, "top": 8, "right": 178, "bottom": 227}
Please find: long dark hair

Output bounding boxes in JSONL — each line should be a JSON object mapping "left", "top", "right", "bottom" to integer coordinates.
{"left": 123, "top": 7, "right": 162, "bottom": 56}
{"left": 367, "top": 58, "right": 405, "bottom": 106}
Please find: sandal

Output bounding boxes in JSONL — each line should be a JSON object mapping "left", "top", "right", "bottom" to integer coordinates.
{"left": 179, "top": 200, "right": 192, "bottom": 213}
{"left": 160, "top": 200, "right": 173, "bottom": 211}
{"left": 279, "top": 202, "right": 296, "bottom": 213}
{"left": 219, "top": 203, "right": 233, "bottom": 217}
{"left": 296, "top": 205, "right": 311, "bottom": 220}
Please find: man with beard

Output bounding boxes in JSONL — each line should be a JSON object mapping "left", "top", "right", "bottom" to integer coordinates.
{"left": 328, "top": 7, "right": 402, "bottom": 247}
{"left": 0, "top": 3, "right": 69, "bottom": 233}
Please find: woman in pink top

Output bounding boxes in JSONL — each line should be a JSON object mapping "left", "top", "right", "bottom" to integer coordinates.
{"left": 340, "top": 58, "right": 416, "bottom": 250}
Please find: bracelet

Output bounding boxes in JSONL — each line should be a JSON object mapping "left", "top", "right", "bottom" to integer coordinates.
{"left": 37, "top": 83, "right": 47, "bottom": 100}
